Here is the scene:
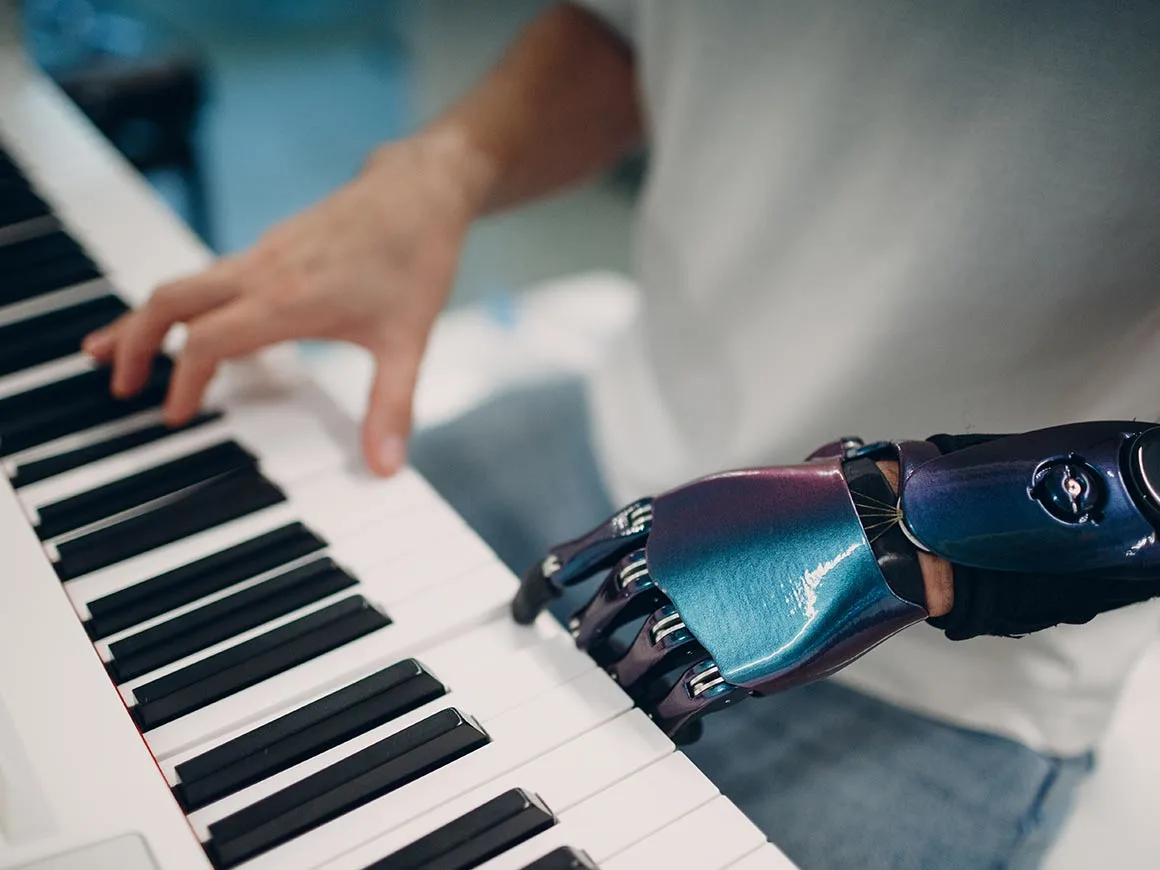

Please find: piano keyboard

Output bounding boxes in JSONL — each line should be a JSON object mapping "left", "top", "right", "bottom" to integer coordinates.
{"left": 0, "top": 47, "right": 791, "bottom": 870}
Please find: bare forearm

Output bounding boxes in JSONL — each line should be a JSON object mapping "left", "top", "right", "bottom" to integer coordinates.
{"left": 378, "top": 3, "right": 642, "bottom": 217}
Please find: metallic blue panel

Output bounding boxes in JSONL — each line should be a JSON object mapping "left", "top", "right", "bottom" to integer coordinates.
{"left": 901, "top": 422, "right": 1160, "bottom": 576}
{"left": 645, "top": 460, "right": 925, "bottom": 692}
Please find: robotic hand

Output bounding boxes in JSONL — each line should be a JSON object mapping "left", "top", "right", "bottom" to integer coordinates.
{"left": 512, "top": 421, "right": 1160, "bottom": 742}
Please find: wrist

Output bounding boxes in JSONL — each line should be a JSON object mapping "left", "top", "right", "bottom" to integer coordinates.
{"left": 875, "top": 460, "right": 954, "bottom": 617}
{"left": 362, "top": 123, "right": 500, "bottom": 222}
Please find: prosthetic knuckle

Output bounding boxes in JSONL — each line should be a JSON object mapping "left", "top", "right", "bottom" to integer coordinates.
{"left": 899, "top": 421, "right": 1160, "bottom": 577}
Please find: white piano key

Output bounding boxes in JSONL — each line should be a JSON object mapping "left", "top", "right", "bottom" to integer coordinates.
{"left": 0, "top": 351, "right": 95, "bottom": 402}
{"left": 337, "top": 522, "right": 493, "bottom": 607}
{"left": 160, "top": 614, "right": 565, "bottom": 783}
{"left": 469, "top": 753, "right": 720, "bottom": 870}
{"left": 724, "top": 843, "right": 799, "bottom": 870}
{"left": 0, "top": 275, "right": 109, "bottom": 329}
{"left": 290, "top": 466, "right": 452, "bottom": 543}
{"left": 231, "top": 667, "right": 632, "bottom": 870}
{"left": 602, "top": 797, "right": 771, "bottom": 870}
{"left": 187, "top": 636, "right": 597, "bottom": 835}
{"left": 316, "top": 708, "right": 675, "bottom": 870}
{"left": 417, "top": 613, "right": 567, "bottom": 681}
{"left": 224, "top": 402, "right": 348, "bottom": 485}
{"left": 322, "top": 494, "right": 469, "bottom": 574}
{"left": 143, "top": 561, "right": 515, "bottom": 760}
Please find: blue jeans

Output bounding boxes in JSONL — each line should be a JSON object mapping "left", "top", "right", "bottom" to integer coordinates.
{"left": 409, "top": 379, "right": 1092, "bottom": 870}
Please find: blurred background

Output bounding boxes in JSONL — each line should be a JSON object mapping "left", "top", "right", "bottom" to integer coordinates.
{"left": 22, "top": 0, "right": 643, "bottom": 422}
{"left": 23, "top": 0, "right": 637, "bottom": 304}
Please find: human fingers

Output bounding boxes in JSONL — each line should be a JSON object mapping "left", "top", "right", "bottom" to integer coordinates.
{"left": 163, "top": 296, "right": 296, "bottom": 424}
{"left": 109, "top": 262, "right": 242, "bottom": 398}
{"left": 82, "top": 313, "right": 130, "bottom": 361}
{"left": 360, "top": 345, "right": 422, "bottom": 476}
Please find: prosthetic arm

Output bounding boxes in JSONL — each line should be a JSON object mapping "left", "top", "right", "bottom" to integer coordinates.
{"left": 512, "top": 421, "right": 1160, "bottom": 741}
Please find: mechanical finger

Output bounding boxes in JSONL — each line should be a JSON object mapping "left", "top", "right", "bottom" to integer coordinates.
{"left": 606, "top": 603, "right": 707, "bottom": 702}
{"left": 567, "top": 548, "right": 666, "bottom": 663}
{"left": 512, "top": 498, "right": 653, "bottom": 624}
{"left": 646, "top": 659, "right": 749, "bottom": 744}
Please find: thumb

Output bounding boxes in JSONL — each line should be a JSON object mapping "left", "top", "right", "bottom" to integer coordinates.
{"left": 361, "top": 349, "right": 419, "bottom": 476}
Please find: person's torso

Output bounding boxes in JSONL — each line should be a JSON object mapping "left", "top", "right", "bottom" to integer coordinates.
{"left": 585, "top": 0, "right": 1160, "bottom": 754}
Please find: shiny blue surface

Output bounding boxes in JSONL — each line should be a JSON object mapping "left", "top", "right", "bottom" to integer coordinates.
{"left": 901, "top": 421, "right": 1160, "bottom": 576}
{"left": 645, "top": 459, "right": 925, "bottom": 692}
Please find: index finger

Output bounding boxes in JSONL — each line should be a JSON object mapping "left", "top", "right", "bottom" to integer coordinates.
{"left": 163, "top": 296, "right": 299, "bottom": 424}
{"left": 110, "top": 260, "right": 242, "bottom": 398}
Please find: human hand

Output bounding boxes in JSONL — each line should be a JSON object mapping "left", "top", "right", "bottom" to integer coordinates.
{"left": 84, "top": 130, "right": 493, "bottom": 475}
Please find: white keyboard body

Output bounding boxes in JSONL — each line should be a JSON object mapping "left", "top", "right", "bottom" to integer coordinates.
{"left": 0, "top": 27, "right": 791, "bottom": 870}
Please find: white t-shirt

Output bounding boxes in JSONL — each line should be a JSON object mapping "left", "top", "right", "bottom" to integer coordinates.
{"left": 576, "top": 0, "right": 1160, "bottom": 756}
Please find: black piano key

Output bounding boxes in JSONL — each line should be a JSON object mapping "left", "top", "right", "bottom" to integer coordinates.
{"left": 130, "top": 595, "right": 390, "bottom": 731}
{"left": 54, "top": 468, "right": 286, "bottom": 580}
{"left": 0, "top": 189, "right": 50, "bottom": 231}
{"left": 0, "top": 251, "right": 100, "bottom": 306}
{"left": 0, "top": 166, "right": 36, "bottom": 189}
{"left": 0, "top": 153, "right": 29, "bottom": 177}
{"left": 132, "top": 594, "right": 377, "bottom": 703}
{"left": 4, "top": 246, "right": 95, "bottom": 280}
{"left": 0, "top": 154, "right": 27, "bottom": 175}
{"left": 0, "top": 362, "right": 173, "bottom": 457}
{"left": 519, "top": 848, "right": 600, "bottom": 870}
{"left": 0, "top": 365, "right": 114, "bottom": 421}
{"left": 107, "top": 557, "right": 357, "bottom": 683}
{"left": 12, "top": 411, "right": 221, "bottom": 489}
{"left": 0, "top": 294, "right": 127, "bottom": 377}
{"left": 84, "top": 522, "right": 324, "bottom": 639}
{"left": 0, "top": 230, "right": 84, "bottom": 274}
{"left": 370, "top": 788, "right": 556, "bottom": 870}
{"left": 36, "top": 440, "right": 257, "bottom": 540}
{"left": 204, "top": 708, "right": 490, "bottom": 870}
{"left": 0, "top": 152, "right": 23, "bottom": 180}
{"left": 0, "top": 365, "right": 119, "bottom": 421}
{"left": 0, "top": 177, "right": 30, "bottom": 198}
{"left": 174, "top": 659, "right": 447, "bottom": 812}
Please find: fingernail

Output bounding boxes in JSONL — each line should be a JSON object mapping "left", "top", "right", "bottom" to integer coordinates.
{"left": 378, "top": 435, "right": 406, "bottom": 475}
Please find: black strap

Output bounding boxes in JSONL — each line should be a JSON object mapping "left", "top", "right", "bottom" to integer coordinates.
{"left": 929, "top": 567, "right": 1160, "bottom": 640}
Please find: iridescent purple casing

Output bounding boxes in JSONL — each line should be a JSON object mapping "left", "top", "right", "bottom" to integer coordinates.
{"left": 644, "top": 459, "right": 927, "bottom": 694}
{"left": 899, "top": 421, "right": 1160, "bottom": 576}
